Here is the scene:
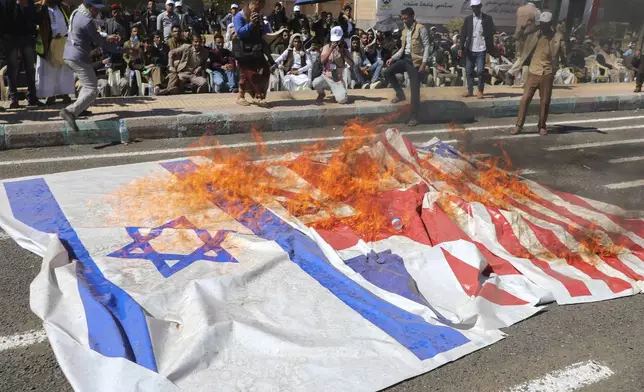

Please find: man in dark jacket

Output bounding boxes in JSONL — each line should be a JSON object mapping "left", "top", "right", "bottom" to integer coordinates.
{"left": 152, "top": 30, "right": 169, "bottom": 66}
{"left": 140, "top": 0, "right": 158, "bottom": 36}
{"left": 459, "top": 0, "right": 496, "bottom": 98}
{"left": 269, "top": 2, "right": 287, "bottom": 31}
{"left": 288, "top": 5, "right": 309, "bottom": 34}
{"left": 105, "top": 3, "right": 128, "bottom": 42}
{"left": 0, "top": 0, "right": 44, "bottom": 107}
{"left": 312, "top": 11, "right": 332, "bottom": 46}
{"left": 337, "top": 4, "right": 354, "bottom": 45}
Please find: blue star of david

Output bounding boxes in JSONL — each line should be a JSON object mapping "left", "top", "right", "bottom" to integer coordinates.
{"left": 108, "top": 216, "right": 238, "bottom": 278}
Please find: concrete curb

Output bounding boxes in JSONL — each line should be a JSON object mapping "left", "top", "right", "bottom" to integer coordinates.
{"left": 1, "top": 93, "right": 642, "bottom": 150}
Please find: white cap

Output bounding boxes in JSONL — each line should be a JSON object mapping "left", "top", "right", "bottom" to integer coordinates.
{"left": 539, "top": 11, "right": 553, "bottom": 23}
{"left": 175, "top": 1, "right": 182, "bottom": 6}
{"left": 231, "top": 3, "right": 239, "bottom": 9}
{"left": 330, "top": 26, "right": 343, "bottom": 42}
{"left": 470, "top": 0, "right": 482, "bottom": 5}
{"left": 430, "top": 26, "right": 436, "bottom": 31}
{"left": 294, "top": 5, "right": 301, "bottom": 11}
{"left": 165, "top": 0, "right": 174, "bottom": 5}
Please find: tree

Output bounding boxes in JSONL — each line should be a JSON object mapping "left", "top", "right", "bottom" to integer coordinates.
{"left": 445, "top": 18, "right": 464, "bottom": 35}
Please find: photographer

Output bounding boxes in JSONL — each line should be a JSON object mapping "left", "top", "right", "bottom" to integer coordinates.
{"left": 312, "top": 26, "right": 353, "bottom": 105}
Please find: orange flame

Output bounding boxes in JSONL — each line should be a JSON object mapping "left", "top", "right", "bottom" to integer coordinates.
{"left": 104, "top": 120, "right": 624, "bottom": 264}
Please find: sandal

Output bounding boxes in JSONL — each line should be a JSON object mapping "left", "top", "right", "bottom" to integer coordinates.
{"left": 255, "top": 99, "right": 271, "bottom": 109}
{"left": 236, "top": 98, "right": 251, "bottom": 107}
{"left": 510, "top": 126, "right": 522, "bottom": 135}
{"left": 539, "top": 128, "right": 548, "bottom": 136}
{"left": 407, "top": 118, "right": 419, "bottom": 127}
{"left": 391, "top": 96, "right": 405, "bottom": 104}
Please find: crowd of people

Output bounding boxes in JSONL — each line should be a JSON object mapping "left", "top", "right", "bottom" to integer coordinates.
{"left": 0, "top": 0, "right": 641, "bottom": 128}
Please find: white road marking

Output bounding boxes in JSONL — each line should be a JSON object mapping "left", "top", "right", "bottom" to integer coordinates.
{"left": 546, "top": 138, "right": 644, "bottom": 151}
{"left": 1, "top": 114, "right": 642, "bottom": 166}
{"left": 404, "top": 114, "right": 644, "bottom": 137}
{"left": 518, "top": 169, "right": 539, "bottom": 175}
{"left": 608, "top": 155, "right": 644, "bottom": 164}
{"left": 504, "top": 360, "right": 614, "bottom": 392}
{"left": 490, "top": 134, "right": 541, "bottom": 140}
{"left": 0, "top": 231, "right": 9, "bottom": 241}
{"left": 0, "top": 329, "right": 47, "bottom": 352}
{"left": 605, "top": 179, "right": 644, "bottom": 190}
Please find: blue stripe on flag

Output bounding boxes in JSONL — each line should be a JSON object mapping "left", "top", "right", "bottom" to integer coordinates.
{"left": 4, "top": 179, "right": 157, "bottom": 372}
{"left": 163, "top": 160, "right": 470, "bottom": 360}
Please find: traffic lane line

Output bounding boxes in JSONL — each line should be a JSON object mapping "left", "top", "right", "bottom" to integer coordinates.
{"left": 545, "top": 138, "right": 644, "bottom": 151}
{"left": 3, "top": 114, "right": 644, "bottom": 166}
{"left": 0, "top": 329, "right": 47, "bottom": 352}
{"left": 609, "top": 155, "right": 644, "bottom": 164}
{"left": 504, "top": 360, "right": 614, "bottom": 392}
{"left": 605, "top": 180, "right": 644, "bottom": 190}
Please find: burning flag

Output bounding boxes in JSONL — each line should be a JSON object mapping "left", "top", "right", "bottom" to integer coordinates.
{"left": 0, "top": 126, "right": 642, "bottom": 392}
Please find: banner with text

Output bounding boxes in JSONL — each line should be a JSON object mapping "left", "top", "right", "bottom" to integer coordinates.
{"left": 376, "top": 0, "right": 524, "bottom": 27}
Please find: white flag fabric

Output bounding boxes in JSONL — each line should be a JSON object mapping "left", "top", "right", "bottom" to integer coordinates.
{"left": 1, "top": 129, "right": 642, "bottom": 392}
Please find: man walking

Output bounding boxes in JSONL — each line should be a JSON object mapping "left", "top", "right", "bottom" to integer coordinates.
{"left": 459, "top": 0, "right": 496, "bottom": 98}
{"left": 157, "top": 0, "right": 180, "bottom": 40}
{"left": 59, "top": 0, "right": 121, "bottom": 132}
{"left": 510, "top": 12, "right": 565, "bottom": 136}
{"left": 35, "top": 0, "right": 74, "bottom": 105}
{"left": 384, "top": 7, "right": 430, "bottom": 126}
{"left": 0, "top": 0, "right": 43, "bottom": 108}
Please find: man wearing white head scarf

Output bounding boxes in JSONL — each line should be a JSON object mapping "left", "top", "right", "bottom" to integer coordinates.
{"left": 510, "top": 12, "right": 565, "bottom": 137}
{"left": 273, "top": 33, "right": 311, "bottom": 91}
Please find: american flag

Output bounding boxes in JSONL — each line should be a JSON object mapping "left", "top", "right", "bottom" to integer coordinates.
{"left": 0, "top": 129, "right": 641, "bottom": 391}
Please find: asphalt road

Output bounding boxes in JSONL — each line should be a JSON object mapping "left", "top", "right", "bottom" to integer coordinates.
{"left": 0, "top": 110, "right": 643, "bottom": 392}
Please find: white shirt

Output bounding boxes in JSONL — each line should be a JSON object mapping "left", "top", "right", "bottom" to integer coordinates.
{"left": 470, "top": 14, "right": 486, "bottom": 52}
{"left": 51, "top": 6, "right": 68, "bottom": 37}
{"left": 404, "top": 27, "right": 412, "bottom": 56}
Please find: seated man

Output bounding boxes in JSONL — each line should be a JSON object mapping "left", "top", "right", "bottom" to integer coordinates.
{"left": 433, "top": 46, "right": 459, "bottom": 86}
{"left": 274, "top": 34, "right": 312, "bottom": 91}
{"left": 489, "top": 55, "right": 514, "bottom": 85}
{"left": 208, "top": 34, "right": 238, "bottom": 93}
{"left": 157, "top": 34, "right": 209, "bottom": 95}
{"left": 349, "top": 35, "right": 381, "bottom": 89}
{"left": 313, "top": 26, "right": 353, "bottom": 105}
{"left": 568, "top": 40, "right": 588, "bottom": 83}
{"left": 153, "top": 31, "right": 170, "bottom": 65}
{"left": 596, "top": 40, "right": 627, "bottom": 83}
{"left": 167, "top": 24, "right": 187, "bottom": 50}
{"left": 89, "top": 47, "right": 128, "bottom": 98}
{"left": 141, "top": 37, "right": 166, "bottom": 94}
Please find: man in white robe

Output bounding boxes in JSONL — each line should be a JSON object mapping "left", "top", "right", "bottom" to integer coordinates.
{"left": 36, "top": 0, "right": 75, "bottom": 105}
{"left": 273, "top": 34, "right": 311, "bottom": 91}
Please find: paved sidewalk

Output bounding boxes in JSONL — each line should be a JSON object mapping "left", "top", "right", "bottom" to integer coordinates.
{"left": 0, "top": 83, "right": 642, "bottom": 149}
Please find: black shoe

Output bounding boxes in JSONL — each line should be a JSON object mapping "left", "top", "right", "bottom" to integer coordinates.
{"left": 9, "top": 100, "right": 19, "bottom": 109}
{"left": 61, "top": 95, "right": 72, "bottom": 104}
{"left": 28, "top": 99, "right": 44, "bottom": 107}
{"left": 59, "top": 109, "right": 79, "bottom": 132}
{"left": 407, "top": 117, "right": 419, "bottom": 127}
{"left": 45, "top": 97, "right": 56, "bottom": 105}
